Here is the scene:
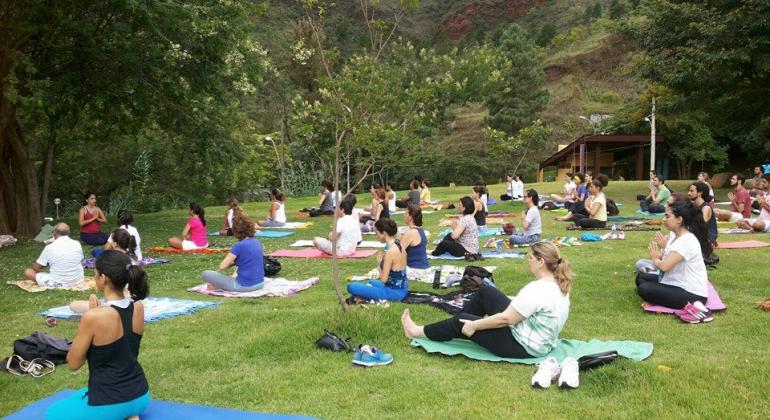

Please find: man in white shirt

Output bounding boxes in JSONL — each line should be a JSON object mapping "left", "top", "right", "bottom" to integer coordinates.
{"left": 510, "top": 190, "right": 542, "bottom": 245}
{"left": 23, "top": 223, "right": 85, "bottom": 288}
{"left": 314, "top": 195, "right": 362, "bottom": 256}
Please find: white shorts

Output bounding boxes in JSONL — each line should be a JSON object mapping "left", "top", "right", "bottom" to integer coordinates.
{"left": 313, "top": 238, "right": 354, "bottom": 256}
{"left": 182, "top": 240, "right": 208, "bottom": 251}
{"left": 35, "top": 272, "right": 81, "bottom": 288}
{"left": 729, "top": 212, "right": 744, "bottom": 222}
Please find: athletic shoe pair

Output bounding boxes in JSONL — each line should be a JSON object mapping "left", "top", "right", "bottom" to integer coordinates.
{"left": 352, "top": 345, "right": 393, "bottom": 367}
{"left": 675, "top": 301, "right": 713, "bottom": 323}
{"left": 531, "top": 357, "right": 578, "bottom": 389}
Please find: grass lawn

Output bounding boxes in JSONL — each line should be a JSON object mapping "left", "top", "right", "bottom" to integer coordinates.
{"left": 1, "top": 181, "right": 769, "bottom": 418}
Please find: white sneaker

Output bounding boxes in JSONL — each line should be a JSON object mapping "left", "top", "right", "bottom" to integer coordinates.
{"left": 558, "top": 357, "right": 579, "bottom": 389}
{"left": 531, "top": 357, "right": 561, "bottom": 388}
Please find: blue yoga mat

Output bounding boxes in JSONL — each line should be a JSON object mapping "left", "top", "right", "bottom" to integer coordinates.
{"left": 635, "top": 209, "right": 664, "bottom": 217}
{"left": 208, "top": 230, "right": 295, "bottom": 238}
{"left": 428, "top": 251, "right": 525, "bottom": 260}
{"left": 5, "top": 390, "right": 317, "bottom": 419}
{"left": 438, "top": 228, "right": 503, "bottom": 238}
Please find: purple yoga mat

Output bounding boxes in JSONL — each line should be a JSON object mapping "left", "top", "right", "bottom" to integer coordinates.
{"left": 642, "top": 281, "right": 726, "bottom": 313}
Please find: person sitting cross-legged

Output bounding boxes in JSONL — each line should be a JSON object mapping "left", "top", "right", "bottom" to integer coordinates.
{"left": 572, "top": 178, "right": 608, "bottom": 229}
{"left": 202, "top": 213, "right": 265, "bottom": 292}
{"left": 24, "top": 223, "right": 84, "bottom": 288}
{"left": 714, "top": 174, "right": 752, "bottom": 222}
{"left": 509, "top": 189, "right": 542, "bottom": 245}
{"left": 313, "top": 194, "right": 362, "bottom": 257}
{"left": 736, "top": 174, "right": 770, "bottom": 233}
{"left": 639, "top": 175, "right": 670, "bottom": 213}
{"left": 431, "top": 196, "right": 479, "bottom": 258}
{"left": 347, "top": 218, "right": 408, "bottom": 303}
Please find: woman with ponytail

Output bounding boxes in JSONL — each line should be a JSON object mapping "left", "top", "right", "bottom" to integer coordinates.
{"left": 47, "top": 251, "right": 150, "bottom": 419}
{"left": 258, "top": 189, "right": 288, "bottom": 227}
{"left": 168, "top": 202, "right": 208, "bottom": 250}
{"left": 105, "top": 210, "right": 142, "bottom": 260}
{"left": 634, "top": 197, "right": 711, "bottom": 320}
{"left": 347, "top": 218, "right": 408, "bottom": 302}
{"left": 402, "top": 241, "right": 573, "bottom": 359}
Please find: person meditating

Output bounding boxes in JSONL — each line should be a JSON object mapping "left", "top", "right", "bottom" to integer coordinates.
{"left": 79, "top": 193, "right": 109, "bottom": 245}
{"left": 550, "top": 173, "right": 577, "bottom": 203}
{"left": 45, "top": 250, "right": 150, "bottom": 420}
{"left": 313, "top": 195, "right": 361, "bottom": 256}
{"left": 689, "top": 182, "right": 718, "bottom": 245}
{"left": 736, "top": 173, "right": 770, "bottom": 233}
{"left": 347, "top": 218, "right": 408, "bottom": 302}
{"left": 431, "top": 196, "right": 479, "bottom": 259}
{"left": 572, "top": 178, "right": 608, "bottom": 229}
{"left": 202, "top": 213, "right": 265, "bottom": 292}
{"left": 714, "top": 174, "right": 752, "bottom": 222}
{"left": 640, "top": 175, "right": 670, "bottom": 213}
{"left": 471, "top": 186, "right": 487, "bottom": 232}
{"left": 396, "top": 180, "right": 421, "bottom": 209}
{"left": 258, "top": 189, "right": 288, "bottom": 227}
{"left": 557, "top": 173, "right": 587, "bottom": 222}
{"left": 103, "top": 210, "right": 142, "bottom": 261}
{"left": 634, "top": 197, "right": 712, "bottom": 322}
{"left": 359, "top": 184, "right": 389, "bottom": 233}
{"left": 303, "top": 180, "right": 336, "bottom": 217}
{"left": 167, "top": 203, "right": 208, "bottom": 250}
{"left": 219, "top": 198, "right": 242, "bottom": 236}
{"left": 509, "top": 190, "right": 542, "bottom": 245}
{"left": 500, "top": 174, "right": 515, "bottom": 201}
{"left": 400, "top": 205, "right": 429, "bottom": 275}
{"left": 24, "top": 223, "right": 84, "bottom": 288}
{"left": 401, "top": 241, "right": 574, "bottom": 372}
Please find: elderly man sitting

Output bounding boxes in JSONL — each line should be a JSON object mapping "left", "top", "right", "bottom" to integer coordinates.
{"left": 23, "top": 223, "right": 84, "bottom": 288}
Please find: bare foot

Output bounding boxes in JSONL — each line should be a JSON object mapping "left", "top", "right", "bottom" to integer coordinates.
{"left": 401, "top": 309, "right": 423, "bottom": 339}
{"left": 206, "top": 283, "right": 218, "bottom": 291}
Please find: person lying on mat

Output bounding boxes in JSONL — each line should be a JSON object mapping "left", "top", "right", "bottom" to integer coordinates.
{"left": 202, "top": 213, "right": 265, "bottom": 292}
{"left": 557, "top": 173, "right": 588, "bottom": 222}
{"left": 689, "top": 182, "right": 718, "bottom": 245}
{"left": 70, "top": 229, "right": 138, "bottom": 313}
{"left": 500, "top": 174, "right": 515, "bottom": 201}
{"left": 550, "top": 172, "right": 577, "bottom": 204}
{"left": 257, "top": 189, "right": 287, "bottom": 227}
{"left": 509, "top": 190, "right": 542, "bottom": 245}
{"left": 419, "top": 179, "right": 432, "bottom": 205}
{"left": 639, "top": 176, "right": 669, "bottom": 213}
{"left": 302, "top": 180, "right": 336, "bottom": 217}
{"left": 24, "top": 223, "right": 84, "bottom": 288}
{"left": 736, "top": 174, "right": 770, "bottom": 233}
{"left": 400, "top": 205, "right": 429, "bottom": 271}
{"left": 46, "top": 250, "right": 150, "bottom": 420}
{"left": 218, "top": 198, "right": 242, "bottom": 236}
{"left": 167, "top": 202, "right": 208, "bottom": 250}
{"left": 360, "top": 185, "right": 389, "bottom": 233}
{"left": 347, "top": 218, "right": 408, "bottom": 303}
{"left": 402, "top": 241, "right": 573, "bottom": 359}
{"left": 314, "top": 194, "right": 362, "bottom": 257}
{"left": 79, "top": 192, "right": 109, "bottom": 246}
{"left": 571, "top": 178, "right": 608, "bottom": 229}
{"left": 714, "top": 174, "right": 752, "bottom": 222}
{"left": 471, "top": 186, "right": 487, "bottom": 232}
{"left": 634, "top": 197, "right": 710, "bottom": 310}
{"left": 431, "top": 196, "right": 479, "bottom": 259}
{"left": 103, "top": 210, "right": 142, "bottom": 260}
{"left": 396, "top": 180, "right": 421, "bottom": 209}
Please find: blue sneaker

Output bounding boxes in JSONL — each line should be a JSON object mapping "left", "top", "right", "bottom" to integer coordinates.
{"left": 352, "top": 345, "right": 364, "bottom": 364}
{"left": 352, "top": 345, "right": 393, "bottom": 367}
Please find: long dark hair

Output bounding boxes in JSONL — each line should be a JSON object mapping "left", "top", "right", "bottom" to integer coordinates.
{"left": 691, "top": 182, "right": 712, "bottom": 203}
{"left": 111, "top": 228, "right": 138, "bottom": 261}
{"left": 189, "top": 202, "right": 206, "bottom": 226}
{"left": 460, "top": 196, "right": 475, "bottom": 215}
{"left": 407, "top": 204, "right": 423, "bottom": 226}
{"left": 669, "top": 197, "right": 713, "bottom": 257}
{"left": 271, "top": 189, "right": 287, "bottom": 202}
{"left": 95, "top": 250, "right": 148, "bottom": 300}
{"left": 375, "top": 218, "right": 398, "bottom": 236}
{"left": 83, "top": 192, "right": 95, "bottom": 206}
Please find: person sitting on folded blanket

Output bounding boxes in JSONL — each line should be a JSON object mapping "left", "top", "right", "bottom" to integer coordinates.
{"left": 219, "top": 198, "right": 242, "bottom": 236}
{"left": 79, "top": 192, "right": 110, "bottom": 246}
{"left": 689, "top": 182, "right": 718, "bottom": 245}
{"left": 167, "top": 202, "right": 208, "bottom": 250}
{"left": 500, "top": 174, "right": 515, "bottom": 201}
{"left": 471, "top": 186, "right": 487, "bottom": 232}
{"left": 639, "top": 175, "right": 670, "bottom": 213}
{"left": 46, "top": 250, "right": 150, "bottom": 420}
{"left": 714, "top": 174, "right": 752, "bottom": 222}
{"left": 634, "top": 197, "right": 710, "bottom": 309}
{"left": 402, "top": 241, "right": 573, "bottom": 358}
{"left": 736, "top": 174, "right": 770, "bottom": 233}
{"left": 202, "top": 213, "right": 265, "bottom": 292}
{"left": 360, "top": 184, "right": 389, "bottom": 232}
{"left": 550, "top": 172, "right": 577, "bottom": 204}
{"left": 103, "top": 210, "right": 142, "bottom": 261}
{"left": 347, "top": 218, "right": 409, "bottom": 303}
{"left": 258, "top": 189, "right": 288, "bottom": 227}
{"left": 24, "top": 223, "right": 84, "bottom": 288}
{"left": 557, "top": 173, "right": 588, "bottom": 221}
{"left": 401, "top": 205, "right": 429, "bottom": 271}
{"left": 431, "top": 196, "right": 479, "bottom": 258}
{"left": 396, "top": 180, "right": 421, "bottom": 209}
{"left": 509, "top": 190, "right": 542, "bottom": 245}
{"left": 419, "top": 179, "right": 432, "bottom": 205}
{"left": 314, "top": 194, "right": 362, "bottom": 256}
{"left": 572, "top": 179, "right": 608, "bottom": 229}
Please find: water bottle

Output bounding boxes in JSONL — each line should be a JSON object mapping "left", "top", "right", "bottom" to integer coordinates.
{"left": 611, "top": 224, "right": 617, "bottom": 239}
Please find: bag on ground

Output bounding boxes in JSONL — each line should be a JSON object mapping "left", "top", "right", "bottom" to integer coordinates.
{"left": 264, "top": 256, "right": 281, "bottom": 276}
{"left": 13, "top": 332, "right": 71, "bottom": 365}
{"left": 460, "top": 266, "right": 494, "bottom": 291}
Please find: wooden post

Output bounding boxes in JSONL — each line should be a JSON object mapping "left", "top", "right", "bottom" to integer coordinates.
{"left": 537, "top": 168, "right": 544, "bottom": 183}
{"left": 593, "top": 143, "right": 601, "bottom": 175}
{"left": 579, "top": 142, "right": 586, "bottom": 174}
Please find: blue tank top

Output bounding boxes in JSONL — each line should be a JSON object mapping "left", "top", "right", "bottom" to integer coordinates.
{"left": 381, "top": 241, "right": 408, "bottom": 289}
{"left": 406, "top": 227, "right": 429, "bottom": 269}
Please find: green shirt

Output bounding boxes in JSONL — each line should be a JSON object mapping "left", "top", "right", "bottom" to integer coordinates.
{"left": 655, "top": 185, "right": 671, "bottom": 204}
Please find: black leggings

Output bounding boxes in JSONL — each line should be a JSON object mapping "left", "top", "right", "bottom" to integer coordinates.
{"left": 635, "top": 272, "right": 707, "bottom": 309}
{"left": 565, "top": 201, "right": 588, "bottom": 217}
{"left": 424, "top": 286, "right": 532, "bottom": 358}
{"left": 431, "top": 233, "right": 468, "bottom": 257}
{"left": 640, "top": 200, "right": 664, "bottom": 213}
{"left": 500, "top": 194, "right": 512, "bottom": 201}
{"left": 572, "top": 213, "right": 606, "bottom": 229}
{"left": 309, "top": 209, "right": 334, "bottom": 217}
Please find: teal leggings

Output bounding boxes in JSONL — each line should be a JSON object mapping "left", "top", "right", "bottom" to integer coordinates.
{"left": 45, "top": 387, "right": 150, "bottom": 420}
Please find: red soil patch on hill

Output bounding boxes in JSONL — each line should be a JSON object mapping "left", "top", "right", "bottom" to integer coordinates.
{"left": 441, "top": 0, "right": 546, "bottom": 41}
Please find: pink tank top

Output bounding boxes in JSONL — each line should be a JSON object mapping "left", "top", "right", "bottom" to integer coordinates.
{"left": 187, "top": 216, "right": 208, "bottom": 247}
{"left": 81, "top": 208, "right": 101, "bottom": 233}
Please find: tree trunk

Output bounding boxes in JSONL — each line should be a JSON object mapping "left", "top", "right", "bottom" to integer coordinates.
{"left": 330, "top": 130, "right": 349, "bottom": 312}
{"left": 0, "top": 98, "right": 43, "bottom": 235}
{"left": 39, "top": 125, "right": 57, "bottom": 216}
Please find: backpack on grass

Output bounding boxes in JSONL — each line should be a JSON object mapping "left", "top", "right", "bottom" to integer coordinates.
{"left": 264, "top": 256, "right": 281, "bottom": 276}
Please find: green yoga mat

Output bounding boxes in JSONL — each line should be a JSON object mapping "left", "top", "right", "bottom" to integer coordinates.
{"left": 411, "top": 338, "right": 653, "bottom": 364}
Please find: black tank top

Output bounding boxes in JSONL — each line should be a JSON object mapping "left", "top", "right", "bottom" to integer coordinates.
{"left": 474, "top": 204, "right": 486, "bottom": 227}
{"left": 87, "top": 302, "right": 149, "bottom": 405}
{"left": 700, "top": 201, "right": 718, "bottom": 244}
{"left": 379, "top": 200, "right": 390, "bottom": 220}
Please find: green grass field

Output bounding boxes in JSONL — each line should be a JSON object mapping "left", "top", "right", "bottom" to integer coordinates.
{"left": 1, "top": 181, "right": 769, "bottom": 418}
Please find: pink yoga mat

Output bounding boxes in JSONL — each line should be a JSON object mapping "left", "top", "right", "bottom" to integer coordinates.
{"left": 715, "top": 240, "right": 770, "bottom": 249}
{"left": 269, "top": 248, "right": 377, "bottom": 259}
{"left": 642, "top": 282, "right": 726, "bottom": 314}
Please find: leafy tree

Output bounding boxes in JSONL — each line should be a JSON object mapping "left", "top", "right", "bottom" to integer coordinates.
{"left": 592, "top": 2, "right": 604, "bottom": 18}
{"left": 610, "top": 0, "right": 627, "bottom": 19}
{"left": 485, "top": 119, "right": 552, "bottom": 179}
{"left": 486, "top": 24, "right": 548, "bottom": 137}
{"left": 536, "top": 23, "right": 557, "bottom": 47}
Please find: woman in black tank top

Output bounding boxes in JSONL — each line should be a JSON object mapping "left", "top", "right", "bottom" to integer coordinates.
{"left": 46, "top": 250, "right": 151, "bottom": 420}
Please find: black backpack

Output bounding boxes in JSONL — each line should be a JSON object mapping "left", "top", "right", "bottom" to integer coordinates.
{"left": 13, "top": 332, "right": 71, "bottom": 365}
{"left": 314, "top": 331, "right": 352, "bottom": 352}
{"left": 460, "top": 266, "right": 495, "bottom": 291}
{"left": 606, "top": 198, "right": 620, "bottom": 216}
{"left": 264, "top": 256, "right": 281, "bottom": 276}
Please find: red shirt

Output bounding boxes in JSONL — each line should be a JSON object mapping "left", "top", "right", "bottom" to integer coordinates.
{"left": 81, "top": 208, "right": 101, "bottom": 233}
{"left": 732, "top": 187, "right": 752, "bottom": 218}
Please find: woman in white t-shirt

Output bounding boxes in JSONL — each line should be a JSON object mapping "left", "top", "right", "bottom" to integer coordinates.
{"left": 219, "top": 198, "right": 242, "bottom": 236}
{"left": 105, "top": 210, "right": 142, "bottom": 261}
{"left": 550, "top": 173, "right": 577, "bottom": 203}
{"left": 635, "top": 197, "right": 711, "bottom": 310}
{"left": 258, "top": 189, "right": 288, "bottom": 227}
{"left": 500, "top": 174, "right": 515, "bottom": 201}
{"left": 571, "top": 179, "right": 607, "bottom": 229}
{"left": 402, "top": 241, "right": 573, "bottom": 359}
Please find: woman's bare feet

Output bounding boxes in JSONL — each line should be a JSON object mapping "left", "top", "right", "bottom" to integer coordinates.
{"left": 401, "top": 309, "right": 425, "bottom": 339}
